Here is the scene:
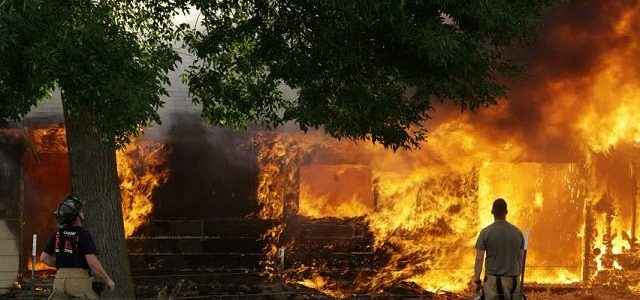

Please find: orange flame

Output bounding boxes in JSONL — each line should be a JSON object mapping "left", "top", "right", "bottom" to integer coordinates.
{"left": 28, "top": 128, "right": 170, "bottom": 238}
{"left": 116, "top": 139, "right": 170, "bottom": 238}
{"left": 299, "top": 164, "right": 374, "bottom": 219}
{"left": 295, "top": 270, "right": 347, "bottom": 299}
{"left": 27, "top": 258, "right": 55, "bottom": 271}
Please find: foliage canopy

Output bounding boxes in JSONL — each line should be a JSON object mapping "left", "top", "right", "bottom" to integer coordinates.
{"left": 2, "top": 0, "right": 552, "bottom": 150}
{"left": 0, "top": 0, "right": 186, "bottom": 146}
{"left": 185, "top": 0, "right": 551, "bottom": 148}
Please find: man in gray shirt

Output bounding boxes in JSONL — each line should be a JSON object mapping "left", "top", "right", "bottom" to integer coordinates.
{"left": 473, "top": 198, "right": 525, "bottom": 300}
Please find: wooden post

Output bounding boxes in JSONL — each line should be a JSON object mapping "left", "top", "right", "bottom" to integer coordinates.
{"left": 582, "top": 196, "right": 593, "bottom": 282}
{"left": 31, "top": 234, "right": 36, "bottom": 300}
{"left": 372, "top": 177, "right": 380, "bottom": 212}
{"left": 283, "top": 163, "right": 300, "bottom": 219}
{"left": 581, "top": 163, "right": 595, "bottom": 283}
{"left": 631, "top": 162, "right": 638, "bottom": 251}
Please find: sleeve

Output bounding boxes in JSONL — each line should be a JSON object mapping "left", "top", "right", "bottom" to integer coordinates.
{"left": 43, "top": 233, "right": 56, "bottom": 255}
{"left": 78, "top": 230, "right": 98, "bottom": 255}
{"left": 475, "top": 229, "right": 486, "bottom": 250}
{"left": 520, "top": 231, "right": 525, "bottom": 250}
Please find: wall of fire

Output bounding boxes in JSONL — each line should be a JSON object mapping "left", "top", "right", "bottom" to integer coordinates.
{"left": 253, "top": 133, "right": 640, "bottom": 290}
{"left": 1, "top": 120, "right": 640, "bottom": 292}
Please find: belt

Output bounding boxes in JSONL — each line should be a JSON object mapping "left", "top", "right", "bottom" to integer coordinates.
{"left": 55, "top": 268, "right": 91, "bottom": 278}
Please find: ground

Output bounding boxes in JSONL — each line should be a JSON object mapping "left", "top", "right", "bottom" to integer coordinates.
{"left": 5, "top": 273, "right": 640, "bottom": 300}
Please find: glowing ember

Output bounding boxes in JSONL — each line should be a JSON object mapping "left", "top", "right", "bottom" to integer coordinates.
{"left": 260, "top": 223, "right": 286, "bottom": 278}
{"left": 295, "top": 271, "right": 347, "bottom": 299}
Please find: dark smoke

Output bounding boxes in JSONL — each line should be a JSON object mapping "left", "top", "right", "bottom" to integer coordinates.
{"left": 147, "top": 113, "right": 260, "bottom": 219}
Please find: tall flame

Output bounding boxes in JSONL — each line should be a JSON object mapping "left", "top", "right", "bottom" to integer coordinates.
{"left": 254, "top": 133, "right": 304, "bottom": 220}
{"left": 116, "top": 139, "right": 170, "bottom": 238}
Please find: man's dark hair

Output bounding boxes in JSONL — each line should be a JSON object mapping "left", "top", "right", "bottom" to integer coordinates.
{"left": 491, "top": 198, "right": 508, "bottom": 218}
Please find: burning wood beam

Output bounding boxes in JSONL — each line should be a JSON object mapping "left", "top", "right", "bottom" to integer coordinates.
{"left": 632, "top": 161, "right": 638, "bottom": 251}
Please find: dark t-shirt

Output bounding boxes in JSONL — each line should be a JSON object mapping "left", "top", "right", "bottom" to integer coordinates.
{"left": 44, "top": 226, "right": 97, "bottom": 269}
{"left": 475, "top": 220, "right": 524, "bottom": 277}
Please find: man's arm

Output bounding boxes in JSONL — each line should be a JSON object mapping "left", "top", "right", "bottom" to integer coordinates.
{"left": 40, "top": 252, "right": 55, "bottom": 267}
{"left": 473, "top": 249, "right": 485, "bottom": 282}
{"left": 41, "top": 234, "right": 56, "bottom": 267}
{"left": 85, "top": 254, "right": 115, "bottom": 290}
{"left": 520, "top": 248, "right": 526, "bottom": 281}
{"left": 473, "top": 229, "right": 486, "bottom": 285}
{"left": 79, "top": 230, "right": 114, "bottom": 289}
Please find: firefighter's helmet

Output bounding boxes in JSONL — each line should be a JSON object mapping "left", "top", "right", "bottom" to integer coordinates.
{"left": 55, "top": 195, "right": 84, "bottom": 227}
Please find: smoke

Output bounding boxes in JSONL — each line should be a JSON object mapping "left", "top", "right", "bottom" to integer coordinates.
{"left": 250, "top": 1, "right": 640, "bottom": 170}
{"left": 431, "top": 0, "right": 640, "bottom": 163}
{"left": 17, "top": 0, "right": 639, "bottom": 224}
{"left": 146, "top": 113, "right": 260, "bottom": 219}
{"left": 142, "top": 49, "right": 262, "bottom": 218}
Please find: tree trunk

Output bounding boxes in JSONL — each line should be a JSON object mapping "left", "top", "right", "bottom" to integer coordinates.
{"left": 62, "top": 94, "right": 135, "bottom": 299}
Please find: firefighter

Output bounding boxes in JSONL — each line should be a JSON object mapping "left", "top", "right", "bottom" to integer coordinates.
{"left": 40, "top": 195, "right": 115, "bottom": 299}
{"left": 472, "top": 198, "right": 525, "bottom": 300}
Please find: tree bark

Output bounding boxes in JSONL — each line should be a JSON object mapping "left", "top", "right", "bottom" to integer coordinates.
{"left": 62, "top": 94, "right": 135, "bottom": 299}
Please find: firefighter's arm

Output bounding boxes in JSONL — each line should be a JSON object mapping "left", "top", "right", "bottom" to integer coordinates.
{"left": 40, "top": 252, "right": 55, "bottom": 267}
{"left": 85, "top": 254, "right": 115, "bottom": 290}
{"left": 473, "top": 249, "right": 485, "bottom": 282}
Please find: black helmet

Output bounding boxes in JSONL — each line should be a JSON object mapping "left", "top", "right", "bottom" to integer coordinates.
{"left": 55, "top": 195, "right": 84, "bottom": 227}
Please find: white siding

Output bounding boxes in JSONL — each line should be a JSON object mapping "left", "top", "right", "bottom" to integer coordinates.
{"left": 25, "top": 54, "right": 202, "bottom": 125}
{"left": 0, "top": 220, "right": 19, "bottom": 295}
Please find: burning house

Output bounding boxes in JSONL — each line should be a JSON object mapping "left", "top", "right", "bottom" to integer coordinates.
{"left": 1, "top": 1, "right": 640, "bottom": 299}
